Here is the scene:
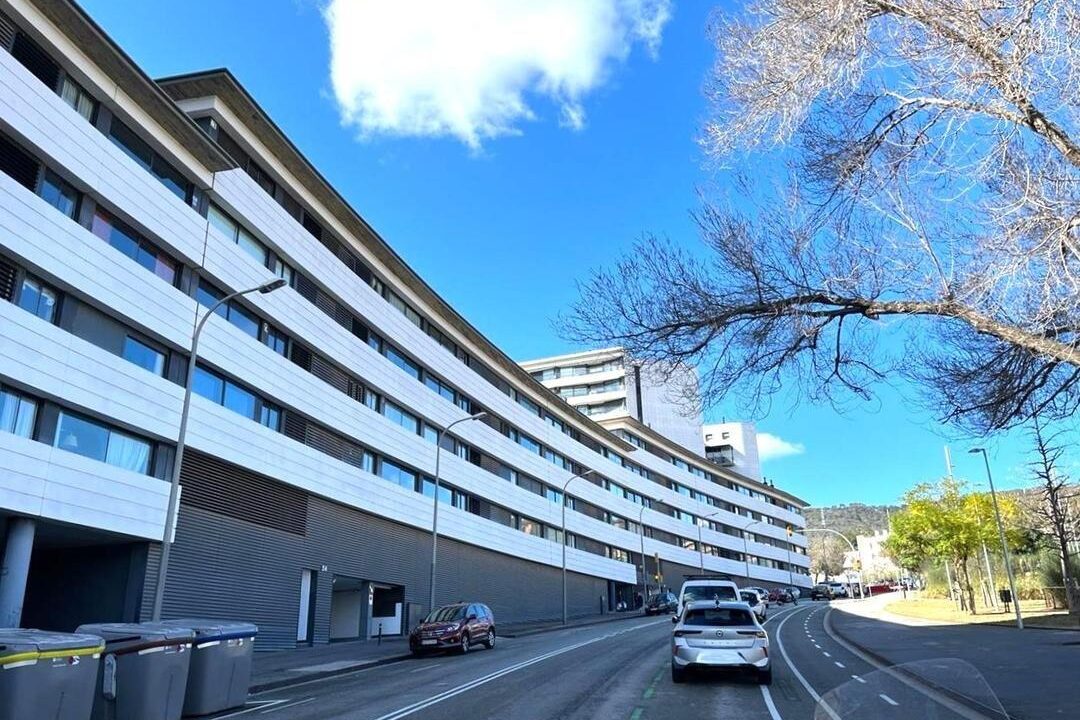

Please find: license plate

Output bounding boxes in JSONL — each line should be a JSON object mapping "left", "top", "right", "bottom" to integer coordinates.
{"left": 421, "top": 639, "right": 437, "bottom": 646}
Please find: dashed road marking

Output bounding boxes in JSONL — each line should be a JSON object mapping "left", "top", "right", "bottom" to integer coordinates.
{"left": 880, "top": 693, "right": 899, "bottom": 706}
{"left": 852, "top": 675, "right": 866, "bottom": 684}
{"left": 822, "top": 651, "right": 831, "bottom": 657}
{"left": 260, "top": 698, "right": 315, "bottom": 715}
{"left": 833, "top": 661, "right": 845, "bottom": 668}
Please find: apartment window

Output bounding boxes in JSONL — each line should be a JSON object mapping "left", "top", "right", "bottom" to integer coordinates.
{"left": 91, "top": 210, "right": 178, "bottom": 285}
{"left": 272, "top": 256, "right": 294, "bottom": 285}
{"left": 208, "top": 204, "right": 268, "bottom": 266}
{"left": 421, "top": 423, "right": 439, "bottom": 444}
{"left": 59, "top": 75, "right": 97, "bottom": 122}
{"left": 546, "top": 526, "right": 564, "bottom": 544}
{"left": 196, "top": 281, "right": 259, "bottom": 339}
{"left": 423, "top": 374, "right": 457, "bottom": 403}
{"left": 38, "top": 170, "right": 79, "bottom": 219}
{"left": 517, "top": 432, "right": 541, "bottom": 455}
{"left": 386, "top": 289, "right": 422, "bottom": 328}
{"left": 519, "top": 518, "right": 543, "bottom": 537}
{"left": 545, "top": 487, "right": 563, "bottom": 505}
{"left": 54, "top": 411, "right": 150, "bottom": 475}
{"left": 16, "top": 276, "right": 58, "bottom": 323}
{"left": 384, "top": 401, "right": 419, "bottom": 435}
{"left": 0, "top": 387, "right": 37, "bottom": 438}
{"left": 516, "top": 392, "right": 541, "bottom": 416}
{"left": 260, "top": 403, "right": 281, "bottom": 431}
{"left": 379, "top": 458, "right": 418, "bottom": 492}
{"left": 108, "top": 120, "right": 192, "bottom": 202}
{"left": 262, "top": 323, "right": 288, "bottom": 356}
{"left": 421, "top": 478, "right": 453, "bottom": 505}
{"left": 607, "top": 547, "right": 630, "bottom": 563}
{"left": 121, "top": 336, "right": 165, "bottom": 376}
{"left": 385, "top": 346, "right": 420, "bottom": 380}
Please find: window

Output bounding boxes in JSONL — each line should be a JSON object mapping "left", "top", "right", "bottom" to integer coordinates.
{"left": 384, "top": 401, "right": 419, "bottom": 435}
{"left": 272, "top": 257, "right": 294, "bottom": 285}
{"left": 519, "top": 518, "right": 543, "bottom": 537}
{"left": 122, "top": 336, "right": 166, "bottom": 376}
{"left": 379, "top": 458, "right": 418, "bottom": 492}
{"left": 262, "top": 323, "right": 288, "bottom": 356}
{"left": 108, "top": 120, "right": 192, "bottom": 202}
{"left": 59, "top": 76, "right": 97, "bottom": 122}
{"left": 39, "top": 170, "right": 79, "bottom": 219}
{"left": 260, "top": 403, "right": 281, "bottom": 431}
{"left": 517, "top": 432, "right": 541, "bottom": 455}
{"left": 227, "top": 303, "right": 260, "bottom": 339}
{"left": 0, "top": 387, "right": 37, "bottom": 438}
{"left": 16, "top": 276, "right": 58, "bottom": 323}
{"left": 386, "top": 346, "right": 420, "bottom": 380}
{"left": 421, "top": 478, "right": 453, "bottom": 505}
{"left": 224, "top": 382, "right": 257, "bottom": 419}
{"left": 209, "top": 204, "right": 269, "bottom": 266}
{"left": 91, "top": 210, "right": 178, "bottom": 285}
{"left": 54, "top": 411, "right": 151, "bottom": 474}
{"left": 424, "top": 374, "right": 457, "bottom": 404}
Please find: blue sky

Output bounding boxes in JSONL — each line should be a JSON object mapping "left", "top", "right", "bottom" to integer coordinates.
{"left": 80, "top": 0, "right": 1068, "bottom": 506}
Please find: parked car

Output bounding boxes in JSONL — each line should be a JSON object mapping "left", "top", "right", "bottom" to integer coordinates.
{"left": 810, "top": 584, "right": 833, "bottom": 601}
{"left": 740, "top": 589, "right": 768, "bottom": 622}
{"left": 677, "top": 575, "right": 740, "bottom": 615}
{"left": 767, "top": 588, "right": 794, "bottom": 604}
{"left": 671, "top": 601, "right": 771, "bottom": 684}
{"left": 644, "top": 592, "right": 679, "bottom": 616}
{"left": 746, "top": 586, "right": 771, "bottom": 606}
{"left": 827, "top": 582, "right": 849, "bottom": 598}
{"left": 409, "top": 602, "right": 495, "bottom": 655}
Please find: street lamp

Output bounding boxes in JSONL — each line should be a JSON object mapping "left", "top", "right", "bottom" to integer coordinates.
{"left": 638, "top": 504, "right": 649, "bottom": 601}
{"left": 562, "top": 469, "right": 597, "bottom": 624}
{"left": 428, "top": 412, "right": 488, "bottom": 613}
{"left": 969, "top": 448, "right": 1023, "bottom": 630}
{"left": 741, "top": 519, "right": 763, "bottom": 584}
{"left": 697, "top": 511, "right": 721, "bottom": 572}
{"left": 152, "top": 277, "right": 287, "bottom": 620}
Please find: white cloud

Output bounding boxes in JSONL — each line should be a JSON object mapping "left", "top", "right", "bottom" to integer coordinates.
{"left": 323, "top": 0, "right": 672, "bottom": 149}
{"left": 758, "top": 433, "right": 806, "bottom": 462}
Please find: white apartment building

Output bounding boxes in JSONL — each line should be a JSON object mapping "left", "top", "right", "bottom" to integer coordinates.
{"left": 703, "top": 421, "right": 763, "bottom": 482}
{"left": 521, "top": 348, "right": 705, "bottom": 455}
{"left": 0, "top": 0, "right": 809, "bottom": 649}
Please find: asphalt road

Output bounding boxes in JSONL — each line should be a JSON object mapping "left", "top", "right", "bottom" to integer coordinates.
{"left": 209, "top": 601, "right": 1013, "bottom": 720}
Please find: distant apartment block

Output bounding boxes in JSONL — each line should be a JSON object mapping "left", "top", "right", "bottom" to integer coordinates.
{"left": 521, "top": 348, "right": 705, "bottom": 455}
{"left": 703, "top": 421, "right": 762, "bottom": 482}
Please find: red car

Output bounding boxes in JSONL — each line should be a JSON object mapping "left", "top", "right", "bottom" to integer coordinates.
{"left": 409, "top": 602, "right": 496, "bottom": 655}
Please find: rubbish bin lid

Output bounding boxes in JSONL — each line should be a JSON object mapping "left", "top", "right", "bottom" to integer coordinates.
{"left": 0, "top": 629, "right": 104, "bottom": 663}
{"left": 158, "top": 619, "right": 258, "bottom": 644}
{"left": 75, "top": 622, "right": 194, "bottom": 655}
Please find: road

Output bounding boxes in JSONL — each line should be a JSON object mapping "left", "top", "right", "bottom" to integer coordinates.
{"left": 211, "top": 600, "right": 1011, "bottom": 720}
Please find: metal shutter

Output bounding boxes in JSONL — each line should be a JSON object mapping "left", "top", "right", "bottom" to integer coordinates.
{"left": 10, "top": 31, "right": 59, "bottom": 89}
{"left": 0, "top": 10, "right": 15, "bottom": 51}
{"left": 0, "top": 255, "right": 17, "bottom": 302}
{"left": 0, "top": 132, "right": 40, "bottom": 191}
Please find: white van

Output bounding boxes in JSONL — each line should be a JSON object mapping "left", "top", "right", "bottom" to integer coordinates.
{"left": 677, "top": 575, "right": 740, "bottom": 615}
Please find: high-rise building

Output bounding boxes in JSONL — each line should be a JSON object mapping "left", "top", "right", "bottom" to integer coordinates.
{"left": 521, "top": 348, "right": 705, "bottom": 455}
{"left": 0, "top": 0, "right": 809, "bottom": 648}
{"left": 703, "top": 421, "right": 763, "bottom": 482}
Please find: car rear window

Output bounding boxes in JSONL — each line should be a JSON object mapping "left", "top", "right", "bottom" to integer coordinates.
{"left": 683, "top": 585, "right": 736, "bottom": 602}
{"left": 684, "top": 608, "right": 755, "bottom": 627}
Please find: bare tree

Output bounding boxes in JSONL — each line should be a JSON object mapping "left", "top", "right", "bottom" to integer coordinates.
{"left": 1027, "top": 412, "right": 1079, "bottom": 612}
{"left": 563, "top": 0, "right": 1080, "bottom": 432}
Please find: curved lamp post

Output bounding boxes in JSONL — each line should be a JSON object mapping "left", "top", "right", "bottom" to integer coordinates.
{"left": 152, "top": 277, "right": 287, "bottom": 620}
{"left": 562, "top": 469, "right": 596, "bottom": 624}
{"left": 428, "top": 412, "right": 488, "bottom": 612}
{"left": 970, "top": 448, "right": 1023, "bottom": 630}
{"left": 638, "top": 504, "right": 649, "bottom": 600}
{"left": 741, "top": 519, "right": 763, "bottom": 583}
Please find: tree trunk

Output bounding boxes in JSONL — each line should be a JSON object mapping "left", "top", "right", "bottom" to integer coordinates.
{"left": 957, "top": 557, "right": 977, "bottom": 614}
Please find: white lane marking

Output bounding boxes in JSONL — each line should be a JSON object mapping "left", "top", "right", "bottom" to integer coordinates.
{"left": 772, "top": 606, "right": 841, "bottom": 720}
{"left": 852, "top": 675, "right": 866, "bottom": 684}
{"left": 761, "top": 685, "right": 783, "bottom": 720}
{"left": 409, "top": 664, "right": 444, "bottom": 674}
{"left": 834, "top": 661, "right": 845, "bottom": 668}
{"left": 260, "top": 697, "right": 315, "bottom": 714}
{"left": 372, "top": 619, "right": 667, "bottom": 720}
{"left": 822, "top": 651, "right": 831, "bottom": 657}
{"left": 211, "top": 701, "right": 291, "bottom": 718}
{"left": 879, "top": 693, "right": 899, "bottom": 706}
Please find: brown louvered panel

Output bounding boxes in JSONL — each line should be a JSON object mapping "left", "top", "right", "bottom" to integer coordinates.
{"left": 313, "top": 289, "right": 337, "bottom": 321}
{"left": 0, "top": 132, "right": 40, "bottom": 191}
{"left": 346, "top": 379, "right": 364, "bottom": 403}
{"left": 304, "top": 423, "right": 347, "bottom": 461}
{"left": 289, "top": 343, "right": 312, "bottom": 372}
{"left": 0, "top": 255, "right": 17, "bottom": 302}
{"left": 293, "top": 272, "right": 318, "bottom": 303}
{"left": 282, "top": 410, "right": 307, "bottom": 443}
{"left": 179, "top": 450, "right": 307, "bottom": 535}
{"left": 10, "top": 31, "right": 58, "bottom": 89}
{"left": 331, "top": 302, "right": 352, "bottom": 330}
{"left": 310, "top": 353, "right": 349, "bottom": 394}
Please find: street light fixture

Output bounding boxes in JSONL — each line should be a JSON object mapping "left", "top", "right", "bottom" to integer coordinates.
{"left": 741, "top": 519, "right": 763, "bottom": 584}
{"left": 152, "top": 277, "right": 287, "bottom": 621}
{"left": 562, "top": 469, "right": 597, "bottom": 624}
{"left": 969, "top": 448, "right": 1023, "bottom": 630}
{"left": 638, "top": 504, "right": 649, "bottom": 601}
{"left": 697, "top": 511, "right": 721, "bottom": 572}
{"left": 428, "top": 412, "right": 488, "bottom": 613}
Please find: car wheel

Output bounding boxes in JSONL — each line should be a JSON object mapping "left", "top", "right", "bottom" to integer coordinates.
{"left": 484, "top": 629, "right": 495, "bottom": 649}
{"left": 758, "top": 668, "right": 773, "bottom": 685}
{"left": 459, "top": 634, "right": 470, "bottom": 654}
{"left": 671, "top": 664, "right": 687, "bottom": 684}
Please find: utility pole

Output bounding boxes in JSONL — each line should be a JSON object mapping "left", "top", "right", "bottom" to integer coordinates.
{"left": 946, "top": 444, "right": 997, "bottom": 610}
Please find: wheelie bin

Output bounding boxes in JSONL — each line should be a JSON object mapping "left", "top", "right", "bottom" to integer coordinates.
{"left": 0, "top": 629, "right": 103, "bottom": 720}
{"left": 76, "top": 622, "right": 194, "bottom": 720}
{"left": 156, "top": 619, "right": 257, "bottom": 716}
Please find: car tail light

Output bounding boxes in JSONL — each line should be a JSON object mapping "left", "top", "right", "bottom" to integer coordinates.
{"left": 673, "top": 630, "right": 702, "bottom": 637}
{"left": 736, "top": 630, "right": 767, "bottom": 638}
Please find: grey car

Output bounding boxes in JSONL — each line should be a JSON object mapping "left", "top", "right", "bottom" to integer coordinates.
{"left": 671, "top": 601, "right": 771, "bottom": 684}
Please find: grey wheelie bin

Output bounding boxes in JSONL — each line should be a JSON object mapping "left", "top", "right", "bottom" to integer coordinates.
{"left": 0, "top": 629, "right": 103, "bottom": 720}
{"left": 75, "top": 622, "right": 194, "bottom": 720}
{"left": 156, "top": 619, "right": 257, "bottom": 716}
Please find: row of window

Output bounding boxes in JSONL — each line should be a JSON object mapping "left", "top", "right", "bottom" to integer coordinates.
{"left": 0, "top": 383, "right": 166, "bottom": 477}
{"left": 556, "top": 378, "right": 624, "bottom": 398}
{"left": 529, "top": 359, "right": 624, "bottom": 382}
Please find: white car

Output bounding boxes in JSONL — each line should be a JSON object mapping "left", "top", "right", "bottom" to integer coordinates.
{"left": 827, "top": 582, "right": 848, "bottom": 598}
{"left": 746, "top": 586, "right": 771, "bottom": 606}
{"left": 677, "top": 576, "right": 740, "bottom": 616}
{"left": 740, "top": 590, "right": 767, "bottom": 621}
{"left": 671, "top": 600, "right": 771, "bottom": 684}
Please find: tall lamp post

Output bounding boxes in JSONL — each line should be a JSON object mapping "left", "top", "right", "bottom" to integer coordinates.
{"left": 970, "top": 448, "right": 1023, "bottom": 630}
{"left": 741, "top": 520, "right": 763, "bottom": 584}
{"left": 697, "top": 511, "right": 721, "bottom": 572}
{"left": 428, "top": 412, "right": 487, "bottom": 613}
{"left": 562, "top": 469, "right": 597, "bottom": 624}
{"left": 152, "top": 277, "right": 287, "bottom": 621}
{"left": 638, "top": 504, "right": 649, "bottom": 602}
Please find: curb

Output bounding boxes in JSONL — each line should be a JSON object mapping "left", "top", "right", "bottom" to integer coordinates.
{"left": 250, "top": 612, "right": 649, "bottom": 693}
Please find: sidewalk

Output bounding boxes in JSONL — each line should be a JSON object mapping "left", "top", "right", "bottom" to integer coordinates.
{"left": 251, "top": 610, "right": 647, "bottom": 692}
